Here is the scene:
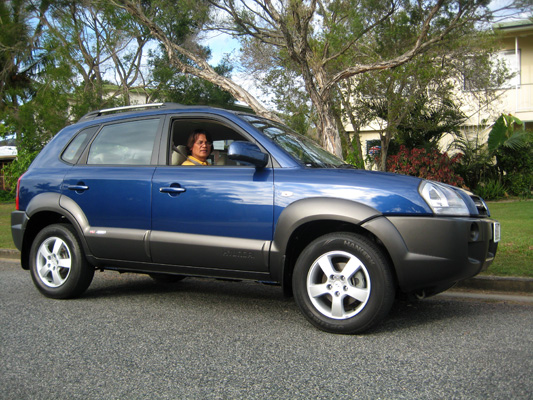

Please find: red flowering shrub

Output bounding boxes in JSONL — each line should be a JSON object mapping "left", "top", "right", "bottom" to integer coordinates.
{"left": 386, "top": 146, "right": 465, "bottom": 187}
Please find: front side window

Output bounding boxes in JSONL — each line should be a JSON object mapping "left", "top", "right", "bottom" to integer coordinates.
{"left": 170, "top": 118, "right": 252, "bottom": 166}
{"left": 242, "top": 115, "right": 347, "bottom": 168}
{"left": 88, "top": 118, "right": 160, "bottom": 165}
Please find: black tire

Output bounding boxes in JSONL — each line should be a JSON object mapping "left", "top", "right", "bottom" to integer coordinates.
{"left": 149, "top": 273, "right": 186, "bottom": 283}
{"left": 29, "top": 224, "right": 94, "bottom": 299}
{"left": 293, "top": 232, "right": 395, "bottom": 334}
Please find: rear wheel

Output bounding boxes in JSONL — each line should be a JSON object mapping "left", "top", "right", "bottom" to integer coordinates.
{"left": 29, "top": 224, "right": 94, "bottom": 299}
{"left": 293, "top": 232, "right": 395, "bottom": 334}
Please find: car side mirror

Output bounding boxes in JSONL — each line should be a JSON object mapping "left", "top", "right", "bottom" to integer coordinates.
{"left": 228, "top": 141, "right": 268, "bottom": 168}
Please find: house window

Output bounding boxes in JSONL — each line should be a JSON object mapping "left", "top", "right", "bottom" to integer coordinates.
{"left": 366, "top": 139, "right": 381, "bottom": 156}
{"left": 498, "top": 49, "right": 521, "bottom": 87}
{"left": 463, "top": 49, "right": 521, "bottom": 91}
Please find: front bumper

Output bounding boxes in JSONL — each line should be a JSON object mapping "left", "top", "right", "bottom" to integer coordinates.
{"left": 362, "top": 216, "right": 499, "bottom": 293}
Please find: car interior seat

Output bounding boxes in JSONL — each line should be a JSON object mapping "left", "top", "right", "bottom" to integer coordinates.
{"left": 172, "top": 145, "right": 188, "bottom": 165}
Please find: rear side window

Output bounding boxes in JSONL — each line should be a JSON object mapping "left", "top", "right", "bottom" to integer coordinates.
{"left": 87, "top": 118, "right": 160, "bottom": 165}
{"left": 61, "top": 126, "right": 98, "bottom": 164}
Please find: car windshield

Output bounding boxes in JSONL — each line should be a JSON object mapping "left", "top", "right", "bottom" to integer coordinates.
{"left": 242, "top": 115, "right": 351, "bottom": 168}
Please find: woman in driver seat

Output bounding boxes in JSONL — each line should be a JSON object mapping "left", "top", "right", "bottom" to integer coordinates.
{"left": 182, "top": 129, "right": 213, "bottom": 166}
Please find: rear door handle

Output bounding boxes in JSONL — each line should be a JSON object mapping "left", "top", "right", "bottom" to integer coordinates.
{"left": 67, "top": 185, "right": 89, "bottom": 192}
{"left": 159, "top": 186, "right": 186, "bottom": 195}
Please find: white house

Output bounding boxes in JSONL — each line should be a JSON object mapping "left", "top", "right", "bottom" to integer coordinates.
{"left": 345, "top": 19, "right": 533, "bottom": 158}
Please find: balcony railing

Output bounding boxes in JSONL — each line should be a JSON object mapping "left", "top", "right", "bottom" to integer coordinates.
{"left": 509, "top": 83, "right": 533, "bottom": 112}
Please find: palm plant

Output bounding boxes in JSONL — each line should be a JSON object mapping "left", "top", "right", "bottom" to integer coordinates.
{"left": 488, "top": 114, "right": 531, "bottom": 153}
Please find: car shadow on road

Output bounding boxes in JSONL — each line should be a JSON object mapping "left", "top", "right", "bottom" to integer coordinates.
{"left": 374, "top": 296, "right": 487, "bottom": 334}
{"left": 84, "top": 272, "right": 287, "bottom": 302}
{"left": 79, "top": 271, "right": 491, "bottom": 334}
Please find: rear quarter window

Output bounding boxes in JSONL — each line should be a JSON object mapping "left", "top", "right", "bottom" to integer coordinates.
{"left": 61, "top": 126, "right": 98, "bottom": 164}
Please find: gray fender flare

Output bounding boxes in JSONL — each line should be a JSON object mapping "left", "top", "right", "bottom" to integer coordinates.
{"left": 270, "top": 197, "right": 381, "bottom": 282}
{"left": 25, "top": 192, "right": 93, "bottom": 257}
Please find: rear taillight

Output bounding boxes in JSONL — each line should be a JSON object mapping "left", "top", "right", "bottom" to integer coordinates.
{"left": 15, "top": 174, "right": 23, "bottom": 211}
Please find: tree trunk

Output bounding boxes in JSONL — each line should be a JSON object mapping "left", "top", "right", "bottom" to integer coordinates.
{"left": 303, "top": 70, "right": 344, "bottom": 158}
{"left": 339, "top": 90, "right": 365, "bottom": 164}
{"left": 379, "top": 129, "right": 392, "bottom": 172}
{"left": 315, "top": 101, "right": 343, "bottom": 158}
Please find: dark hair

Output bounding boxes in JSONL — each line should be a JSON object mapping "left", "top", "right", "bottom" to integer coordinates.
{"left": 186, "top": 129, "right": 213, "bottom": 154}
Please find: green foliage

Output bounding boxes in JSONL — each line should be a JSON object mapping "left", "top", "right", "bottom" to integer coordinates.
{"left": 386, "top": 145, "right": 465, "bottom": 187}
{"left": 2, "top": 147, "right": 39, "bottom": 192}
{"left": 344, "top": 152, "right": 365, "bottom": 169}
{"left": 230, "top": 0, "right": 506, "bottom": 160}
{"left": 0, "top": 190, "right": 15, "bottom": 202}
{"left": 239, "top": 38, "right": 313, "bottom": 135}
{"left": 486, "top": 114, "right": 533, "bottom": 198}
{"left": 394, "top": 97, "right": 466, "bottom": 150}
{"left": 504, "top": 173, "right": 533, "bottom": 199}
{"left": 1, "top": 0, "right": 225, "bottom": 171}
{"left": 0, "top": 0, "right": 36, "bottom": 112}
{"left": 453, "top": 130, "right": 495, "bottom": 190}
{"left": 150, "top": 52, "right": 236, "bottom": 108}
{"left": 339, "top": 3, "right": 509, "bottom": 169}
{"left": 453, "top": 114, "right": 532, "bottom": 199}
{"left": 475, "top": 180, "right": 507, "bottom": 201}
{"left": 488, "top": 114, "right": 530, "bottom": 152}
{"left": 496, "top": 142, "right": 533, "bottom": 198}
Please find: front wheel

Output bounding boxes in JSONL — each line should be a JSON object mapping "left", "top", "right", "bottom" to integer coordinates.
{"left": 293, "top": 232, "right": 395, "bottom": 334}
{"left": 29, "top": 224, "right": 94, "bottom": 299}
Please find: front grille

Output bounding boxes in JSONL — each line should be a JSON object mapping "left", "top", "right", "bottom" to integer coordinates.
{"left": 470, "top": 195, "right": 489, "bottom": 216}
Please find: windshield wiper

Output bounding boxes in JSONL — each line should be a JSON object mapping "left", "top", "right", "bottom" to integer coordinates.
{"left": 337, "top": 163, "right": 356, "bottom": 169}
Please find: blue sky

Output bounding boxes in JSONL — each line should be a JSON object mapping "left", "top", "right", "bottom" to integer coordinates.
{"left": 201, "top": 32, "right": 274, "bottom": 106}
{"left": 202, "top": 32, "right": 240, "bottom": 66}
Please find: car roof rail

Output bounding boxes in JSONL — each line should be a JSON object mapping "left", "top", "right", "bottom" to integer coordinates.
{"left": 78, "top": 102, "right": 185, "bottom": 122}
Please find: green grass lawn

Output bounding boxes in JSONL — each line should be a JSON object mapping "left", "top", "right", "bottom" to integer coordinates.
{"left": 0, "top": 202, "right": 15, "bottom": 249}
{"left": 1, "top": 200, "right": 531, "bottom": 277}
{"left": 485, "top": 201, "right": 533, "bottom": 277}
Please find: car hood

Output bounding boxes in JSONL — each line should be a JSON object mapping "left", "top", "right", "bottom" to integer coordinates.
{"left": 274, "top": 167, "right": 433, "bottom": 215}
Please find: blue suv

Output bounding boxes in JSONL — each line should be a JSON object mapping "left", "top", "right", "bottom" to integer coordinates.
{"left": 11, "top": 103, "right": 500, "bottom": 333}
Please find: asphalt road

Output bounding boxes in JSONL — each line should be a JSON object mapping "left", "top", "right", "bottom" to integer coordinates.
{"left": 1, "top": 259, "right": 532, "bottom": 400}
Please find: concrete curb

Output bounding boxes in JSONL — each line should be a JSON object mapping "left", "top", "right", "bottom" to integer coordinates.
{"left": 437, "top": 291, "right": 533, "bottom": 303}
{"left": 1, "top": 248, "right": 21, "bottom": 260}
{"left": 454, "top": 275, "right": 533, "bottom": 294}
{"left": 1, "top": 248, "right": 531, "bottom": 295}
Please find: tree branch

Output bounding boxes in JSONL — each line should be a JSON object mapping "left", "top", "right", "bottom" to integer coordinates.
{"left": 111, "top": 0, "right": 282, "bottom": 122}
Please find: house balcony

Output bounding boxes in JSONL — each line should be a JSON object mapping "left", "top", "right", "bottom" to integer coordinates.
{"left": 512, "top": 83, "right": 533, "bottom": 113}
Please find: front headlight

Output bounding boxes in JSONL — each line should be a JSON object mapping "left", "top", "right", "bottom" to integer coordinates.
{"left": 419, "top": 181, "right": 470, "bottom": 216}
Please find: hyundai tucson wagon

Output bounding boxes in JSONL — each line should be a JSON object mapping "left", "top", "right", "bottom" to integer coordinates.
{"left": 11, "top": 103, "right": 500, "bottom": 333}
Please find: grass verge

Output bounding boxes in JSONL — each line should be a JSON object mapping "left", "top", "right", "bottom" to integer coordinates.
{"left": 0, "top": 201, "right": 531, "bottom": 277}
{"left": 485, "top": 200, "right": 532, "bottom": 277}
{"left": 0, "top": 202, "right": 15, "bottom": 249}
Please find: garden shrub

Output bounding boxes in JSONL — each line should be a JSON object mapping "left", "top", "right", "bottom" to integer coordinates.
{"left": 2, "top": 148, "right": 39, "bottom": 193}
{"left": 386, "top": 145, "right": 465, "bottom": 187}
{"left": 474, "top": 179, "right": 507, "bottom": 200}
{"left": 0, "top": 190, "right": 15, "bottom": 202}
{"left": 496, "top": 143, "right": 533, "bottom": 198}
{"left": 504, "top": 173, "right": 532, "bottom": 199}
